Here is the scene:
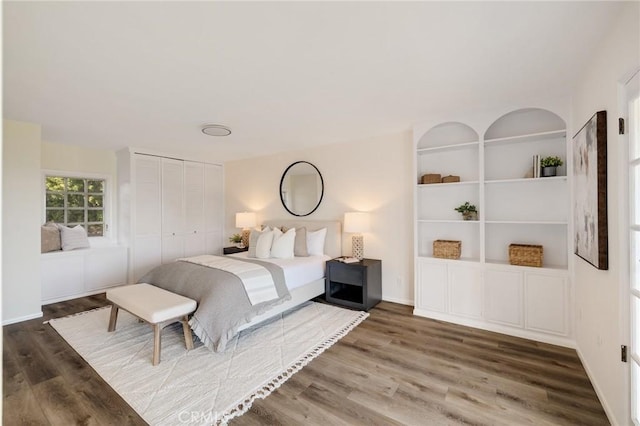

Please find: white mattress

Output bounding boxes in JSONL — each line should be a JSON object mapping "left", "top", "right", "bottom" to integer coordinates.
{"left": 229, "top": 252, "right": 331, "bottom": 290}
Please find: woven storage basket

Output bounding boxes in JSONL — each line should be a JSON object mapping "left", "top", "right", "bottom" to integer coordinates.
{"left": 433, "top": 240, "right": 461, "bottom": 259}
{"left": 441, "top": 175, "right": 460, "bottom": 183}
{"left": 509, "top": 244, "right": 543, "bottom": 267}
{"left": 421, "top": 174, "right": 441, "bottom": 184}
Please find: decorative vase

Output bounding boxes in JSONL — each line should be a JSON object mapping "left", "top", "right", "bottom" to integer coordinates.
{"left": 241, "top": 229, "right": 251, "bottom": 248}
{"left": 541, "top": 166, "right": 557, "bottom": 177}
{"left": 462, "top": 211, "right": 478, "bottom": 221}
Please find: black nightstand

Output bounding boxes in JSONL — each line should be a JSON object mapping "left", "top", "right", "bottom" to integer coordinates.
{"left": 223, "top": 246, "right": 249, "bottom": 255}
{"left": 325, "top": 258, "right": 382, "bottom": 311}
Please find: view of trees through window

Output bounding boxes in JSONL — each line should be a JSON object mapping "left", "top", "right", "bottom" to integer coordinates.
{"left": 45, "top": 176, "right": 105, "bottom": 236}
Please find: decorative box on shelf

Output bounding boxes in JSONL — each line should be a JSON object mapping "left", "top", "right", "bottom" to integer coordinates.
{"left": 441, "top": 175, "right": 460, "bottom": 183}
{"left": 509, "top": 244, "right": 543, "bottom": 267}
{"left": 433, "top": 240, "right": 461, "bottom": 259}
{"left": 421, "top": 173, "right": 441, "bottom": 184}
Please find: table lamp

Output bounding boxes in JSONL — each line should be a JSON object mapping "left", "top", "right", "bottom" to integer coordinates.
{"left": 235, "top": 212, "right": 256, "bottom": 248}
{"left": 344, "top": 212, "right": 370, "bottom": 260}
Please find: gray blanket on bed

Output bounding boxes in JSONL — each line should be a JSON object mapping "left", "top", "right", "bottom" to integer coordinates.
{"left": 138, "top": 256, "right": 290, "bottom": 352}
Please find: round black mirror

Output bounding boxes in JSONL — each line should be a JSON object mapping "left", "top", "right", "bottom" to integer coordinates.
{"left": 279, "top": 161, "right": 324, "bottom": 217}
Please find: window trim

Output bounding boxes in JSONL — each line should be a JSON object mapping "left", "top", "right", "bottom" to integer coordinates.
{"left": 41, "top": 170, "right": 112, "bottom": 240}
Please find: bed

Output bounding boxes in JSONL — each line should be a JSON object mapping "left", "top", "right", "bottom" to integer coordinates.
{"left": 138, "top": 220, "right": 341, "bottom": 352}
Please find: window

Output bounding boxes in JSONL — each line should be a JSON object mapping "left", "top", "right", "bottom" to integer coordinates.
{"left": 45, "top": 175, "right": 106, "bottom": 236}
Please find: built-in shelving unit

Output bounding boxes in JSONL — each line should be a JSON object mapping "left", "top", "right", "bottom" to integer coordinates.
{"left": 413, "top": 107, "right": 572, "bottom": 347}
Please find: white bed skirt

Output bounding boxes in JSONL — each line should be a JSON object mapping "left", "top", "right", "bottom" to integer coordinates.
{"left": 237, "top": 278, "right": 325, "bottom": 331}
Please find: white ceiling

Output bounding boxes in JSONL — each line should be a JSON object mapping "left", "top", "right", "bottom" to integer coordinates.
{"left": 4, "top": 1, "right": 624, "bottom": 162}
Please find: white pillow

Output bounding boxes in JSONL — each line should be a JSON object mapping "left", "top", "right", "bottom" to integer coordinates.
{"left": 271, "top": 227, "right": 296, "bottom": 259}
{"left": 59, "top": 225, "right": 90, "bottom": 251}
{"left": 307, "top": 227, "right": 327, "bottom": 256}
{"left": 255, "top": 230, "right": 274, "bottom": 259}
{"left": 248, "top": 226, "right": 270, "bottom": 258}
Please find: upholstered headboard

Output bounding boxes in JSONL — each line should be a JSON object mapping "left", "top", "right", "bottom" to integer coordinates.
{"left": 263, "top": 220, "right": 342, "bottom": 259}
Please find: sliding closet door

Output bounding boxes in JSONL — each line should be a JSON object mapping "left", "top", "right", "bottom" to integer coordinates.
{"left": 204, "top": 163, "right": 223, "bottom": 255}
{"left": 161, "top": 158, "right": 185, "bottom": 263}
{"left": 183, "top": 161, "right": 206, "bottom": 257}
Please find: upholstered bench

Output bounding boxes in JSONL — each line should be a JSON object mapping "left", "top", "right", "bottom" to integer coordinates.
{"left": 106, "top": 283, "right": 197, "bottom": 365}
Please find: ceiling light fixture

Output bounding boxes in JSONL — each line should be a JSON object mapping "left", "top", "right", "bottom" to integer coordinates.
{"left": 202, "top": 124, "right": 232, "bottom": 137}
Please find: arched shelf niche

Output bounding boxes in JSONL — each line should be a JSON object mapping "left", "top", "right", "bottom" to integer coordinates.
{"left": 482, "top": 107, "right": 569, "bottom": 269}
{"left": 483, "top": 108, "right": 567, "bottom": 181}
{"left": 415, "top": 121, "right": 480, "bottom": 260}
{"left": 484, "top": 108, "right": 566, "bottom": 141}
{"left": 416, "top": 121, "right": 480, "bottom": 184}
{"left": 417, "top": 121, "right": 478, "bottom": 150}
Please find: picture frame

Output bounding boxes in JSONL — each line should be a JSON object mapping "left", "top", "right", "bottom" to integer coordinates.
{"left": 572, "top": 110, "right": 608, "bottom": 270}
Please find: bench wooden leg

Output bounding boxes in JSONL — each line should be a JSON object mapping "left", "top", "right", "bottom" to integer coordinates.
{"left": 181, "top": 316, "right": 194, "bottom": 350}
{"left": 108, "top": 305, "right": 119, "bottom": 332}
{"left": 153, "top": 324, "right": 161, "bottom": 366}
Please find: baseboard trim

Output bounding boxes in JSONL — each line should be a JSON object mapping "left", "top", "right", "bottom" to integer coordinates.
{"left": 413, "top": 308, "right": 576, "bottom": 348}
{"left": 575, "top": 346, "right": 616, "bottom": 426}
{"left": 382, "top": 296, "right": 414, "bottom": 306}
{"left": 41, "top": 288, "right": 114, "bottom": 305}
{"left": 2, "top": 311, "right": 43, "bottom": 326}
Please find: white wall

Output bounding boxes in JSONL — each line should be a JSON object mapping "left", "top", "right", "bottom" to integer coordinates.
{"left": 2, "top": 120, "right": 43, "bottom": 324}
{"left": 225, "top": 131, "right": 414, "bottom": 305}
{"left": 42, "top": 140, "right": 116, "bottom": 176}
{"left": 571, "top": 3, "right": 639, "bottom": 424}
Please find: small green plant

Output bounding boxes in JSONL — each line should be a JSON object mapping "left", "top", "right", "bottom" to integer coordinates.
{"left": 229, "top": 233, "right": 242, "bottom": 244}
{"left": 454, "top": 202, "right": 477, "bottom": 214}
{"left": 541, "top": 156, "right": 563, "bottom": 168}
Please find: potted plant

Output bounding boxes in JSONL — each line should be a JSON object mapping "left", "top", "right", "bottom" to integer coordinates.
{"left": 454, "top": 202, "right": 478, "bottom": 221}
{"left": 540, "top": 156, "right": 563, "bottom": 177}
{"left": 229, "top": 233, "right": 244, "bottom": 248}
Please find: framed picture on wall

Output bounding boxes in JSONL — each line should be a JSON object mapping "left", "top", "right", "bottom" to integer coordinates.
{"left": 573, "top": 110, "right": 608, "bottom": 270}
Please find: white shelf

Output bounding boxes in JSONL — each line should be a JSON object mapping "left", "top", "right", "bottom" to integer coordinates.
{"left": 484, "top": 129, "right": 566, "bottom": 147}
{"left": 417, "top": 141, "right": 479, "bottom": 154}
{"left": 419, "top": 257, "right": 568, "bottom": 271}
{"left": 418, "top": 256, "right": 480, "bottom": 264}
{"left": 485, "top": 259, "right": 568, "bottom": 272}
{"left": 485, "top": 220, "right": 567, "bottom": 225}
{"left": 485, "top": 176, "right": 567, "bottom": 184}
{"left": 418, "top": 181, "right": 480, "bottom": 188}
{"left": 418, "top": 219, "right": 480, "bottom": 224}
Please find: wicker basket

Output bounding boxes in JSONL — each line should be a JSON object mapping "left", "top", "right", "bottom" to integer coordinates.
{"left": 442, "top": 175, "right": 460, "bottom": 183}
{"left": 421, "top": 174, "right": 441, "bottom": 184}
{"left": 433, "top": 240, "right": 461, "bottom": 259}
{"left": 509, "top": 244, "right": 543, "bottom": 267}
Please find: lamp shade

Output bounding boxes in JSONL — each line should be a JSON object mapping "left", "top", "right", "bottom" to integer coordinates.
{"left": 344, "top": 212, "right": 370, "bottom": 233}
{"left": 235, "top": 212, "right": 257, "bottom": 229}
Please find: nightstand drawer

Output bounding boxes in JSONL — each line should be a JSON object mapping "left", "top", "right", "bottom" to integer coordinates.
{"left": 329, "top": 264, "right": 363, "bottom": 286}
{"left": 223, "top": 246, "right": 249, "bottom": 255}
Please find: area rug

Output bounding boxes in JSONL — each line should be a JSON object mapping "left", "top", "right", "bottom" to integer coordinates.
{"left": 49, "top": 301, "right": 368, "bottom": 425}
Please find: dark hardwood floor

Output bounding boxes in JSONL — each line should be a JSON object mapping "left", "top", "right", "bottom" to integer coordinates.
{"left": 3, "top": 296, "right": 609, "bottom": 425}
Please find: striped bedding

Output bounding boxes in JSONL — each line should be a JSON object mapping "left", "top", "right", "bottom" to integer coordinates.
{"left": 138, "top": 255, "right": 290, "bottom": 352}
